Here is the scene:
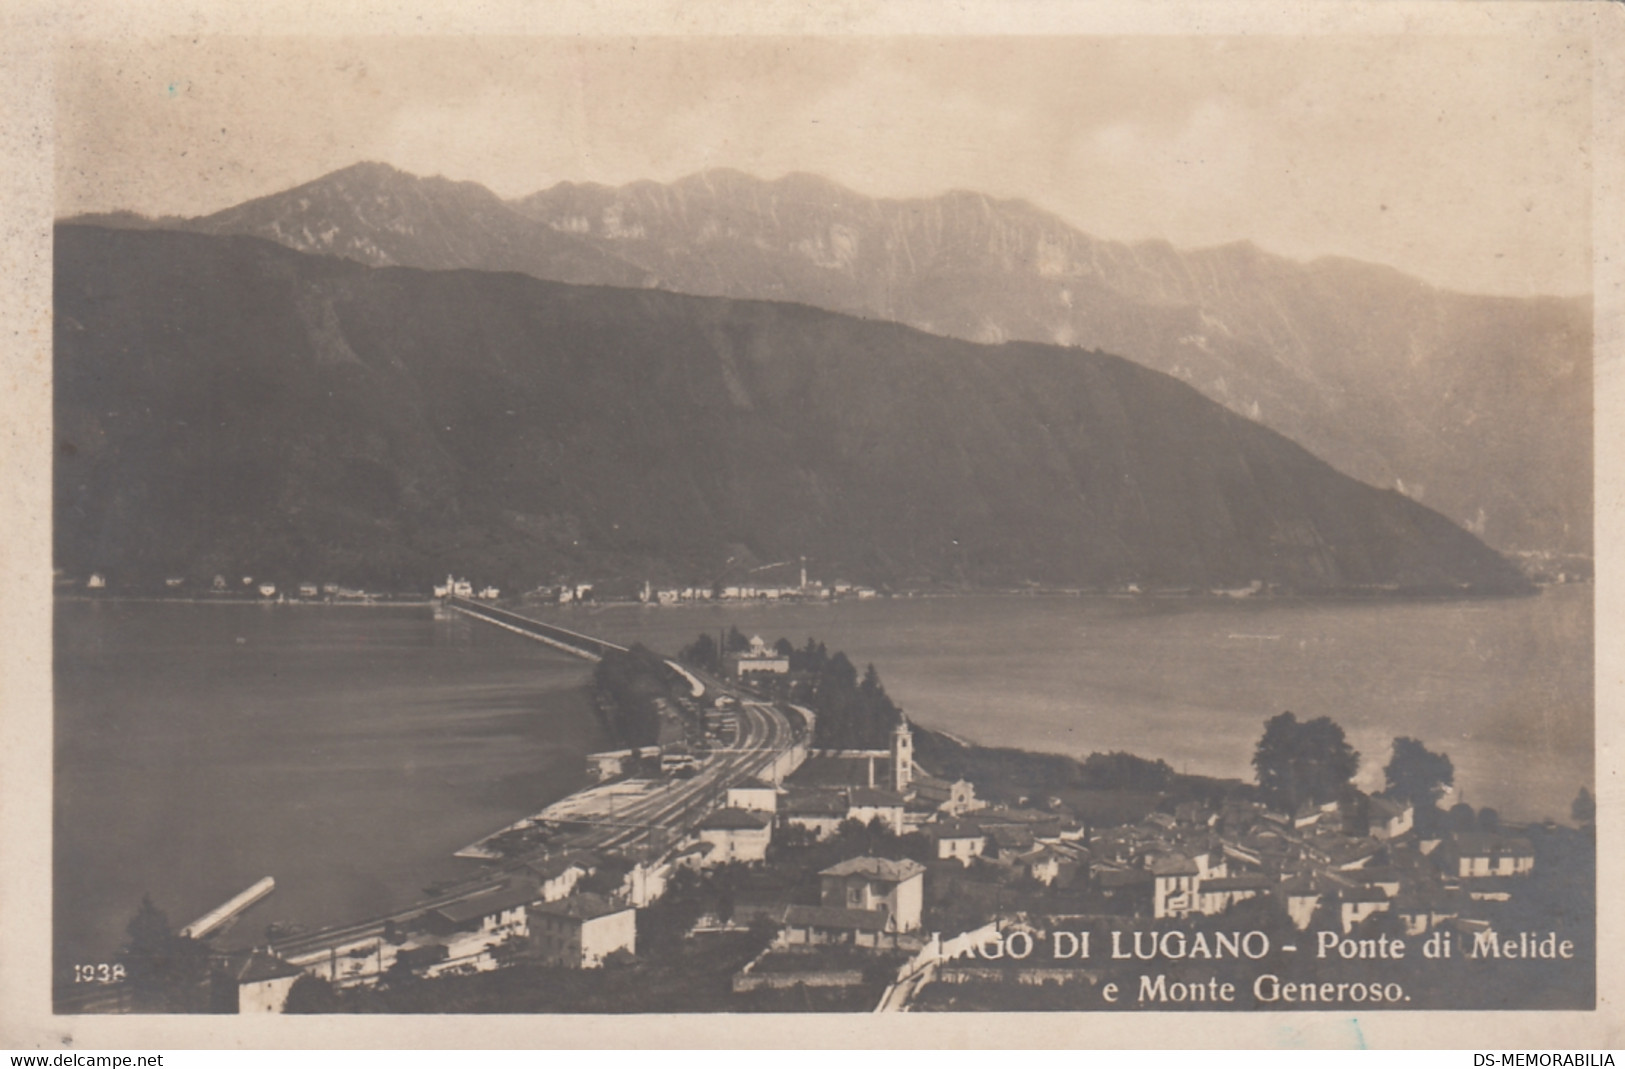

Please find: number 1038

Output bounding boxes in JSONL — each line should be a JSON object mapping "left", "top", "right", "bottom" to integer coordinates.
{"left": 73, "top": 963, "right": 126, "bottom": 983}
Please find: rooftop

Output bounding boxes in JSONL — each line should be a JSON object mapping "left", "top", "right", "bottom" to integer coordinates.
{"left": 700, "top": 806, "right": 773, "bottom": 831}
{"left": 218, "top": 948, "right": 304, "bottom": 985}
{"left": 782, "top": 904, "right": 890, "bottom": 932}
{"left": 989, "top": 827, "right": 1035, "bottom": 849}
{"left": 430, "top": 882, "right": 538, "bottom": 925}
{"left": 848, "top": 787, "right": 906, "bottom": 807}
{"left": 1149, "top": 853, "right": 1200, "bottom": 877}
{"left": 525, "top": 856, "right": 590, "bottom": 881}
{"left": 1370, "top": 795, "right": 1413, "bottom": 818}
{"left": 782, "top": 789, "right": 850, "bottom": 816}
{"left": 1095, "top": 867, "right": 1153, "bottom": 889}
{"left": 529, "top": 892, "right": 630, "bottom": 922}
{"left": 1199, "top": 875, "right": 1274, "bottom": 892}
{"left": 820, "top": 856, "right": 926, "bottom": 883}
{"left": 788, "top": 755, "right": 894, "bottom": 790}
{"left": 926, "top": 821, "right": 986, "bottom": 841}
{"left": 1453, "top": 832, "right": 1535, "bottom": 856}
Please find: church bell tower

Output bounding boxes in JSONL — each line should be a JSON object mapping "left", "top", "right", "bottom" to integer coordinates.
{"left": 891, "top": 719, "right": 914, "bottom": 792}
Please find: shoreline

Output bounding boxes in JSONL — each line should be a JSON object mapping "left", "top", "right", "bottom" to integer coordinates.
{"left": 54, "top": 594, "right": 436, "bottom": 607}
{"left": 52, "top": 575, "right": 1588, "bottom": 612}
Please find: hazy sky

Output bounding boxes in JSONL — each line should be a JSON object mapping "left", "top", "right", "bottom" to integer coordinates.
{"left": 56, "top": 35, "right": 1592, "bottom": 297}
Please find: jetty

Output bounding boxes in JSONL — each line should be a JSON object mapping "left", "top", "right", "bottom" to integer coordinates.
{"left": 178, "top": 876, "right": 276, "bottom": 939}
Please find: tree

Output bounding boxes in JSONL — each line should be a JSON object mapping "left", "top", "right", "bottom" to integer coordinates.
{"left": 1572, "top": 786, "right": 1596, "bottom": 827}
{"left": 1251, "top": 712, "right": 1359, "bottom": 811}
{"left": 1383, "top": 736, "right": 1455, "bottom": 809}
{"left": 283, "top": 974, "right": 342, "bottom": 1013}
{"left": 1478, "top": 807, "right": 1501, "bottom": 832}
{"left": 1081, "top": 751, "right": 1174, "bottom": 791}
{"left": 678, "top": 632, "right": 720, "bottom": 673}
{"left": 117, "top": 895, "right": 212, "bottom": 1012}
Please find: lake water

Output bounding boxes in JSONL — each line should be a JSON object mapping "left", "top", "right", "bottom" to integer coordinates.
{"left": 54, "top": 601, "right": 606, "bottom": 979}
{"left": 54, "top": 587, "right": 1590, "bottom": 976}
{"left": 553, "top": 586, "right": 1592, "bottom": 822}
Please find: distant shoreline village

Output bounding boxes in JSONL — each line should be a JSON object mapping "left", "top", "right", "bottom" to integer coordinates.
{"left": 54, "top": 543, "right": 1591, "bottom": 611}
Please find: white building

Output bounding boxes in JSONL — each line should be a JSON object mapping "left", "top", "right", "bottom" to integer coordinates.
{"left": 523, "top": 857, "right": 590, "bottom": 903}
{"left": 890, "top": 721, "right": 914, "bottom": 792}
{"left": 781, "top": 790, "right": 848, "bottom": 840}
{"left": 819, "top": 856, "right": 926, "bottom": 932}
{"left": 733, "top": 635, "right": 790, "bottom": 677}
{"left": 1193, "top": 874, "right": 1273, "bottom": 916}
{"left": 1449, "top": 833, "right": 1536, "bottom": 878}
{"left": 694, "top": 807, "right": 773, "bottom": 864}
{"left": 1339, "top": 886, "right": 1393, "bottom": 933}
{"left": 427, "top": 883, "right": 535, "bottom": 941}
{"left": 926, "top": 821, "right": 988, "bottom": 866}
{"left": 1150, "top": 854, "right": 1202, "bottom": 919}
{"left": 1368, "top": 796, "right": 1415, "bottom": 840}
{"left": 845, "top": 787, "right": 907, "bottom": 833}
{"left": 727, "top": 780, "right": 779, "bottom": 813}
{"left": 528, "top": 894, "right": 636, "bottom": 968}
{"left": 214, "top": 948, "right": 304, "bottom": 1013}
{"left": 911, "top": 774, "right": 982, "bottom": 817}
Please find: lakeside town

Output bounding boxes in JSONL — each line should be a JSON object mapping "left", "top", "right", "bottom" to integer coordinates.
{"left": 76, "top": 592, "right": 1595, "bottom": 1016}
{"left": 52, "top": 536, "right": 1597, "bottom": 610}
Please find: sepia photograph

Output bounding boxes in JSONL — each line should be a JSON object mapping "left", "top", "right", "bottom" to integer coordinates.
{"left": 4, "top": 0, "right": 1621, "bottom": 1050}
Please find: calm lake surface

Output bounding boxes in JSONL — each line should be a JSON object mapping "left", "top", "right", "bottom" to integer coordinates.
{"left": 55, "top": 587, "right": 1590, "bottom": 973}
{"left": 54, "top": 602, "right": 606, "bottom": 977}
{"left": 558, "top": 586, "right": 1592, "bottom": 822}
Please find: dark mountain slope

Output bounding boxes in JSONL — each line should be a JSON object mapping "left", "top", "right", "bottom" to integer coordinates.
{"left": 74, "top": 164, "right": 1589, "bottom": 556}
{"left": 515, "top": 170, "right": 1592, "bottom": 557}
{"left": 54, "top": 224, "right": 1527, "bottom": 596}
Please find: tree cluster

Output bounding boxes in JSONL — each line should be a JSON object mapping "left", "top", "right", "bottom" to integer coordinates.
{"left": 788, "top": 642, "right": 903, "bottom": 749}
{"left": 1252, "top": 714, "right": 1471, "bottom": 829}
{"left": 118, "top": 896, "right": 214, "bottom": 1013}
{"left": 677, "top": 632, "right": 721, "bottom": 673}
{"left": 1383, "top": 736, "right": 1455, "bottom": 809}
{"left": 1251, "top": 711, "right": 1360, "bottom": 810}
{"left": 678, "top": 631, "right": 903, "bottom": 749}
{"left": 591, "top": 643, "right": 686, "bottom": 748}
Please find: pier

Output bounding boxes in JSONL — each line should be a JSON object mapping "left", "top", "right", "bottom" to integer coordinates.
{"left": 178, "top": 877, "right": 276, "bottom": 939}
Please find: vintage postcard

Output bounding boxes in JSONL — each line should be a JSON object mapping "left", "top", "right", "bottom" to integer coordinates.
{"left": 2, "top": 0, "right": 1621, "bottom": 1051}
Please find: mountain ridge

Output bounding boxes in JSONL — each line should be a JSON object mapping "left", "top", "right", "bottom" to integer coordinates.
{"left": 69, "top": 160, "right": 1586, "bottom": 558}
{"left": 54, "top": 223, "right": 1529, "bottom": 598}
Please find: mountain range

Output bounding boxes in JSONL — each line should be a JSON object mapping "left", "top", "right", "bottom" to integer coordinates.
{"left": 54, "top": 224, "right": 1528, "bottom": 596}
{"left": 71, "top": 161, "right": 1591, "bottom": 557}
